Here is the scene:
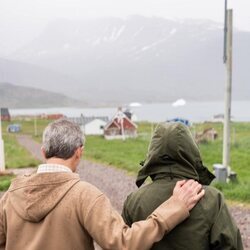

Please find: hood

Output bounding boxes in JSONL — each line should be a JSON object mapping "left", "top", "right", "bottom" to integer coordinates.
{"left": 136, "top": 122, "right": 215, "bottom": 187}
{"left": 8, "top": 173, "right": 80, "bottom": 222}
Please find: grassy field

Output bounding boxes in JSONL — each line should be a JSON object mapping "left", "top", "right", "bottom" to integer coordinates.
{"left": 0, "top": 119, "right": 249, "bottom": 202}
{"left": 0, "top": 174, "right": 15, "bottom": 191}
{"left": 1, "top": 119, "right": 45, "bottom": 169}
{"left": 84, "top": 122, "right": 250, "bottom": 203}
{"left": 196, "top": 122, "right": 250, "bottom": 202}
{"left": 3, "top": 133, "right": 40, "bottom": 169}
{"left": 0, "top": 119, "right": 45, "bottom": 191}
{"left": 10, "top": 119, "right": 50, "bottom": 138}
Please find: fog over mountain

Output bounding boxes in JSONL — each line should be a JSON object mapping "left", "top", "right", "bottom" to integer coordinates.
{"left": 1, "top": 16, "right": 249, "bottom": 106}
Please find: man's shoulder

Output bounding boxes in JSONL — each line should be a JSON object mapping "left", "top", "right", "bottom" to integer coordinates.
{"left": 73, "top": 180, "right": 103, "bottom": 197}
{"left": 0, "top": 191, "right": 9, "bottom": 207}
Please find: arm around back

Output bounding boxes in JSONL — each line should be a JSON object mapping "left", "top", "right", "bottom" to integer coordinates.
{"left": 83, "top": 193, "right": 189, "bottom": 250}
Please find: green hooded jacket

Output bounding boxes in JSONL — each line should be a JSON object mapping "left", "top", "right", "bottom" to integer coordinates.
{"left": 122, "top": 122, "right": 243, "bottom": 250}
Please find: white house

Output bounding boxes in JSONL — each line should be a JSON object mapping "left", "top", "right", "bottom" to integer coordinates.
{"left": 69, "top": 116, "right": 109, "bottom": 135}
{"left": 82, "top": 118, "right": 108, "bottom": 135}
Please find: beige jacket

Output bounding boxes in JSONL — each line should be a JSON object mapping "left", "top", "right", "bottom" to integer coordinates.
{"left": 0, "top": 173, "right": 189, "bottom": 250}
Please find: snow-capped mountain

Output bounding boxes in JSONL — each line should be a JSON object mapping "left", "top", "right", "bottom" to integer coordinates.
{"left": 2, "top": 16, "right": 250, "bottom": 105}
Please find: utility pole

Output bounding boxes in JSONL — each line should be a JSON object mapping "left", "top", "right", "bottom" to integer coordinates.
{"left": 0, "top": 110, "right": 5, "bottom": 172}
{"left": 213, "top": 1, "right": 234, "bottom": 183}
{"left": 34, "top": 115, "right": 38, "bottom": 137}
{"left": 223, "top": 7, "right": 233, "bottom": 176}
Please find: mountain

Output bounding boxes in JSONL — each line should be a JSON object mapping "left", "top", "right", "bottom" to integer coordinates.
{"left": 2, "top": 16, "right": 250, "bottom": 105}
{"left": 0, "top": 57, "right": 91, "bottom": 100}
{"left": 0, "top": 82, "right": 84, "bottom": 108}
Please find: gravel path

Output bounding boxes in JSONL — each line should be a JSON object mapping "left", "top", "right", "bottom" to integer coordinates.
{"left": 7, "top": 135, "right": 249, "bottom": 249}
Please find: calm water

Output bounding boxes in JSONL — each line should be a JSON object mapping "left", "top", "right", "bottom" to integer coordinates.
{"left": 10, "top": 101, "right": 250, "bottom": 122}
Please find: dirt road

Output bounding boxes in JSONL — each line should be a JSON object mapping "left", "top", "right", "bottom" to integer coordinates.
{"left": 10, "top": 135, "right": 250, "bottom": 249}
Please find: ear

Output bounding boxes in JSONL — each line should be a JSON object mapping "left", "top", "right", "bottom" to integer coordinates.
{"left": 76, "top": 146, "right": 84, "bottom": 159}
{"left": 41, "top": 146, "right": 46, "bottom": 159}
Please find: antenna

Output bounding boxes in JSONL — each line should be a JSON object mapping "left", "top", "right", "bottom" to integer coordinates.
{"left": 0, "top": 108, "right": 6, "bottom": 171}
{"left": 223, "top": 0, "right": 228, "bottom": 63}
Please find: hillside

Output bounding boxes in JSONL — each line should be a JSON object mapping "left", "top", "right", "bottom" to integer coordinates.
{"left": 0, "top": 82, "right": 84, "bottom": 108}
{"left": 1, "top": 16, "right": 249, "bottom": 105}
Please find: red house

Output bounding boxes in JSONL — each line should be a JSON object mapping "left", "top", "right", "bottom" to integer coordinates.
{"left": 104, "top": 109, "right": 137, "bottom": 140}
{"left": 40, "top": 113, "right": 64, "bottom": 120}
{"left": 0, "top": 108, "right": 11, "bottom": 121}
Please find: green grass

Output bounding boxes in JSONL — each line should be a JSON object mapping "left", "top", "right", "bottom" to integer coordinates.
{"left": 84, "top": 122, "right": 158, "bottom": 174}
{"left": 3, "top": 134, "right": 40, "bottom": 168}
{"left": 1, "top": 119, "right": 249, "bottom": 203}
{"left": 213, "top": 181, "right": 250, "bottom": 202}
{"left": 0, "top": 175, "right": 15, "bottom": 191}
{"left": 0, "top": 119, "right": 46, "bottom": 190}
{"left": 193, "top": 122, "right": 250, "bottom": 202}
{"left": 1, "top": 118, "right": 50, "bottom": 139}
{"left": 1, "top": 119, "right": 44, "bottom": 168}
{"left": 195, "top": 122, "right": 250, "bottom": 181}
{"left": 84, "top": 122, "right": 250, "bottom": 203}
{"left": 84, "top": 136, "right": 149, "bottom": 174}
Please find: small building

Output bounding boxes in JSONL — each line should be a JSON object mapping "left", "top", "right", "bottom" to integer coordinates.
{"left": 40, "top": 113, "right": 64, "bottom": 120}
{"left": 83, "top": 118, "right": 108, "bottom": 135}
{"left": 104, "top": 109, "right": 137, "bottom": 140}
{"left": 69, "top": 116, "right": 109, "bottom": 135}
{"left": 166, "top": 117, "right": 190, "bottom": 126}
{"left": 213, "top": 113, "right": 234, "bottom": 122}
{"left": 213, "top": 114, "right": 224, "bottom": 122}
{"left": 0, "top": 108, "right": 11, "bottom": 121}
{"left": 195, "top": 128, "right": 218, "bottom": 144}
{"left": 7, "top": 124, "right": 21, "bottom": 133}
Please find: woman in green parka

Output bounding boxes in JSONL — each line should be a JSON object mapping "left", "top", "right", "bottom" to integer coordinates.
{"left": 122, "top": 122, "right": 243, "bottom": 250}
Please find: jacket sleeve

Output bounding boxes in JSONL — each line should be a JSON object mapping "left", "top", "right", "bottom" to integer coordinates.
{"left": 0, "top": 196, "right": 6, "bottom": 250}
{"left": 121, "top": 195, "right": 133, "bottom": 227}
{"left": 209, "top": 192, "right": 243, "bottom": 250}
{"left": 83, "top": 193, "right": 189, "bottom": 250}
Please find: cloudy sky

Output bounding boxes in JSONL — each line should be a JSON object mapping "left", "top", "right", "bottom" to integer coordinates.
{"left": 0, "top": 0, "right": 249, "bottom": 30}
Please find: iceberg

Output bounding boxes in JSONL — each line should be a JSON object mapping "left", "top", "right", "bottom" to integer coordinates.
{"left": 172, "top": 99, "right": 186, "bottom": 107}
{"left": 129, "top": 102, "right": 142, "bottom": 107}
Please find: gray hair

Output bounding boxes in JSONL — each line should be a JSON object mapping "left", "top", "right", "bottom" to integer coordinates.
{"left": 42, "top": 118, "right": 85, "bottom": 160}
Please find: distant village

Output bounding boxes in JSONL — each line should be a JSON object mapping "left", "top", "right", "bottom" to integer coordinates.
{"left": 1, "top": 107, "right": 138, "bottom": 140}
{"left": 1, "top": 107, "right": 219, "bottom": 144}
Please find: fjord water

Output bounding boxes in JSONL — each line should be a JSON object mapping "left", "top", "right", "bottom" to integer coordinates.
{"left": 10, "top": 101, "right": 250, "bottom": 123}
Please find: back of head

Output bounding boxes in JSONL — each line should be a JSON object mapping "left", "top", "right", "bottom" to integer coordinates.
{"left": 42, "top": 118, "right": 85, "bottom": 160}
{"left": 136, "top": 122, "right": 214, "bottom": 187}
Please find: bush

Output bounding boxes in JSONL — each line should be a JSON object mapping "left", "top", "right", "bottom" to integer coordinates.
{"left": 0, "top": 175, "right": 15, "bottom": 191}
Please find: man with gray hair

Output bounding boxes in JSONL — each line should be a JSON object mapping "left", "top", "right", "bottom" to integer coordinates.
{"left": 0, "top": 119, "right": 204, "bottom": 250}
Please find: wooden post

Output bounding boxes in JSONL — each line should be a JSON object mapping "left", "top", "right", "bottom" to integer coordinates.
{"left": 34, "top": 115, "right": 38, "bottom": 137}
{"left": 0, "top": 112, "right": 5, "bottom": 172}
{"left": 223, "top": 9, "right": 233, "bottom": 176}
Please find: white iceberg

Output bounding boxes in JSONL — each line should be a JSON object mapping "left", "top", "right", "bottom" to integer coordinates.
{"left": 172, "top": 99, "right": 186, "bottom": 107}
{"left": 129, "top": 102, "right": 142, "bottom": 107}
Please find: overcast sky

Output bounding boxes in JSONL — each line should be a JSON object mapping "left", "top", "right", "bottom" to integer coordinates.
{"left": 0, "top": 0, "right": 249, "bottom": 31}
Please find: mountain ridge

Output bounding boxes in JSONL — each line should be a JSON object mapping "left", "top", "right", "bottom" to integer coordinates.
{"left": 0, "top": 82, "right": 85, "bottom": 108}
{"left": 1, "top": 16, "right": 249, "bottom": 105}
